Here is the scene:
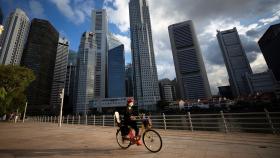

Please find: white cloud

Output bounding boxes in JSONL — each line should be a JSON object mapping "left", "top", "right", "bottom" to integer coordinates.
{"left": 250, "top": 53, "right": 268, "bottom": 73}
{"left": 49, "top": 0, "right": 95, "bottom": 25}
{"left": 29, "top": 0, "right": 45, "bottom": 18}
{"left": 103, "top": 0, "right": 130, "bottom": 32}
{"left": 206, "top": 64, "right": 229, "bottom": 95}
{"left": 112, "top": 33, "right": 131, "bottom": 55}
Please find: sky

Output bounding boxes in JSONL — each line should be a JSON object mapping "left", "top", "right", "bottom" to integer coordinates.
{"left": 1, "top": 0, "right": 280, "bottom": 94}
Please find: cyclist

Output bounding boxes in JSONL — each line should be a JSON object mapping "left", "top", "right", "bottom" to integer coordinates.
{"left": 123, "top": 98, "right": 142, "bottom": 145}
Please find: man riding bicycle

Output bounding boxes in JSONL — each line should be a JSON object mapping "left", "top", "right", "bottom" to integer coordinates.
{"left": 123, "top": 98, "right": 142, "bottom": 145}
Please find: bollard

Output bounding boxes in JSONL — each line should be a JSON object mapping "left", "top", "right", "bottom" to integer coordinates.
{"left": 67, "top": 115, "right": 69, "bottom": 124}
{"left": 264, "top": 109, "right": 276, "bottom": 134}
{"left": 85, "top": 115, "right": 88, "bottom": 125}
{"left": 102, "top": 115, "right": 105, "bottom": 127}
{"left": 162, "top": 113, "right": 167, "bottom": 130}
{"left": 114, "top": 115, "right": 116, "bottom": 127}
{"left": 220, "top": 111, "right": 228, "bottom": 133}
{"left": 94, "top": 115, "right": 96, "bottom": 126}
{"left": 78, "top": 115, "right": 80, "bottom": 125}
{"left": 51, "top": 116, "right": 53, "bottom": 123}
{"left": 72, "top": 116, "right": 74, "bottom": 124}
{"left": 187, "top": 112, "right": 193, "bottom": 132}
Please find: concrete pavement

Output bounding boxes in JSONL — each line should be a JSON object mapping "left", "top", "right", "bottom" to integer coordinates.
{"left": 0, "top": 122, "right": 280, "bottom": 158}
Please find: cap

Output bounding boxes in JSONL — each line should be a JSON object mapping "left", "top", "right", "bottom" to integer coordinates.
{"left": 127, "top": 98, "right": 134, "bottom": 104}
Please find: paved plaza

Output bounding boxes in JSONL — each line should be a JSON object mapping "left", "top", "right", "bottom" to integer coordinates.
{"left": 0, "top": 122, "right": 280, "bottom": 158}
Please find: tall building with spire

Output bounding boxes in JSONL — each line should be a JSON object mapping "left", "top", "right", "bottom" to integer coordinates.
{"left": 75, "top": 32, "right": 97, "bottom": 115}
{"left": 168, "top": 20, "right": 211, "bottom": 100}
{"left": 91, "top": 9, "right": 108, "bottom": 98}
{"left": 0, "top": 8, "right": 30, "bottom": 65}
{"left": 129, "top": 0, "right": 160, "bottom": 111}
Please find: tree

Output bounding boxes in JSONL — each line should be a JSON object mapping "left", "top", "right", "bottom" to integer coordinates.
{"left": 0, "top": 65, "right": 35, "bottom": 116}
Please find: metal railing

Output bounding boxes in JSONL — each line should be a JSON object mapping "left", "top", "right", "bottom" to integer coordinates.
{"left": 28, "top": 110, "right": 280, "bottom": 134}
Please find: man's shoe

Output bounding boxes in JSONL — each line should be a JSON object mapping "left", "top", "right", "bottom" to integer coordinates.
{"left": 136, "top": 140, "right": 142, "bottom": 146}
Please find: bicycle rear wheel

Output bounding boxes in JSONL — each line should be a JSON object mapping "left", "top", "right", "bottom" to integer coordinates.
{"left": 142, "top": 129, "right": 162, "bottom": 153}
{"left": 116, "top": 129, "right": 131, "bottom": 149}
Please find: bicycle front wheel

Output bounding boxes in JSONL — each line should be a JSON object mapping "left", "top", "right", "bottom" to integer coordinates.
{"left": 116, "top": 129, "right": 131, "bottom": 149}
{"left": 142, "top": 129, "right": 162, "bottom": 153}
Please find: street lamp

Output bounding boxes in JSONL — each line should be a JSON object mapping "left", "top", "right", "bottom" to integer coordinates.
{"left": 59, "top": 88, "right": 64, "bottom": 127}
{"left": 53, "top": 80, "right": 65, "bottom": 127}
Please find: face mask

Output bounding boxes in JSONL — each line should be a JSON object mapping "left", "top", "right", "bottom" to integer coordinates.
{"left": 128, "top": 102, "right": 134, "bottom": 107}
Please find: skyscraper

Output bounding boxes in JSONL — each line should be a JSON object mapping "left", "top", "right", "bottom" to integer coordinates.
{"left": 159, "top": 79, "right": 176, "bottom": 102}
{"left": 0, "top": 8, "right": 30, "bottom": 65}
{"left": 217, "top": 28, "right": 252, "bottom": 96}
{"left": 91, "top": 9, "right": 108, "bottom": 98}
{"left": 75, "top": 32, "right": 97, "bottom": 115}
{"left": 125, "top": 63, "right": 134, "bottom": 97}
{"left": 258, "top": 23, "right": 280, "bottom": 81}
{"left": 21, "top": 18, "right": 59, "bottom": 115}
{"left": 168, "top": 20, "right": 211, "bottom": 100}
{"left": 129, "top": 0, "right": 160, "bottom": 111}
{"left": 108, "top": 34, "right": 125, "bottom": 98}
{"left": 0, "top": 7, "right": 3, "bottom": 25}
{"left": 50, "top": 37, "right": 69, "bottom": 114}
{"left": 64, "top": 51, "right": 77, "bottom": 114}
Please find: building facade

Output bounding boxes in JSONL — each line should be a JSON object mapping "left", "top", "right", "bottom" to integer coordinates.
{"left": 125, "top": 63, "right": 134, "bottom": 97}
{"left": 244, "top": 70, "right": 277, "bottom": 94}
{"left": 75, "top": 32, "right": 97, "bottom": 115}
{"left": 64, "top": 51, "right": 77, "bottom": 114}
{"left": 258, "top": 23, "right": 280, "bottom": 81}
{"left": 129, "top": 0, "right": 160, "bottom": 111}
{"left": 0, "top": 8, "right": 30, "bottom": 65}
{"left": 159, "top": 79, "right": 176, "bottom": 102}
{"left": 0, "top": 7, "right": 3, "bottom": 25}
{"left": 91, "top": 9, "right": 108, "bottom": 98}
{"left": 218, "top": 86, "right": 233, "bottom": 99}
{"left": 108, "top": 34, "right": 125, "bottom": 98}
{"left": 217, "top": 28, "right": 253, "bottom": 97}
{"left": 21, "top": 18, "right": 59, "bottom": 115}
{"left": 168, "top": 20, "right": 211, "bottom": 100}
{"left": 50, "top": 37, "right": 69, "bottom": 114}
{"left": 89, "top": 97, "right": 129, "bottom": 113}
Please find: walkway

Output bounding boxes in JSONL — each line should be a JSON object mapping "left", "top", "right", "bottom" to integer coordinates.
{"left": 0, "top": 122, "right": 279, "bottom": 158}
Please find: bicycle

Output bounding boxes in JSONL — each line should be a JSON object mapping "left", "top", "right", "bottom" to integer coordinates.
{"left": 114, "top": 112, "right": 163, "bottom": 153}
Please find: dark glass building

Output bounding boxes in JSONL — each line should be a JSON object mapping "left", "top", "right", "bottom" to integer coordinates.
{"left": 108, "top": 44, "right": 125, "bottom": 98}
{"left": 125, "top": 64, "right": 134, "bottom": 97}
{"left": 21, "top": 18, "right": 59, "bottom": 115}
{"left": 64, "top": 51, "right": 77, "bottom": 114}
{"left": 258, "top": 23, "right": 280, "bottom": 81}
{"left": 0, "top": 7, "right": 3, "bottom": 24}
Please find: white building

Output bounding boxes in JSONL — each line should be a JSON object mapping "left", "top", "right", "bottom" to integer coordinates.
{"left": 168, "top": 20, "right": 212, "bottom": 100}
{"left": 0, "top": 8, "right": 30, "bottom": 65}
{"left": 50, "top": 37, "right": 69, "bottom": 114}
{"left": 89, "top": 97, "right": 129, "bottom": 113}
{"left": 129, "top": 0, "right": 160, "bottom": 111}
{"left": 75, "top": 32, "right": 97, "bottom": 115}
{"left": 91, "top": 9, "right": 108, "bottom": 99}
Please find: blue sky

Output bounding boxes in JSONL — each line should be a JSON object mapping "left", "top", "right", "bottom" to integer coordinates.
{"left": 1, "top": 0, "right": 280, "bottom": 94}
